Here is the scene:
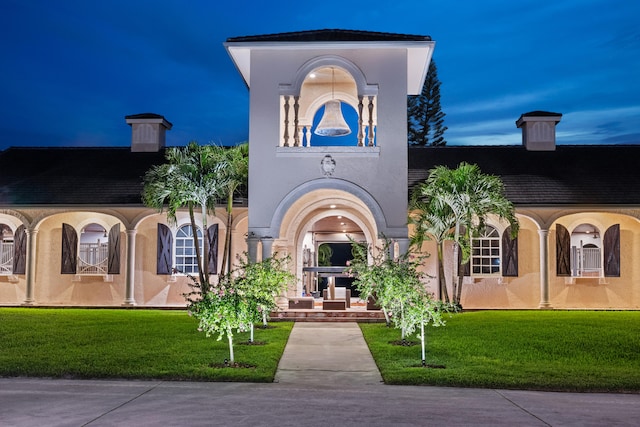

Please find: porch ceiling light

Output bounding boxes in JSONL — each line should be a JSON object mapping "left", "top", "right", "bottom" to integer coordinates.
{"left": 314, "top": 68, "right": 351, "bottom": 137}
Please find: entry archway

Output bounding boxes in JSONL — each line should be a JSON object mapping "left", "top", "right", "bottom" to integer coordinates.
{"left": 275, "top": 187, "right": 380, "bottom": 297}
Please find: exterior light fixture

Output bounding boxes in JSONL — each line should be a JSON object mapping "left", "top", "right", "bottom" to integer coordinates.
{"left": 314, "top": 68, "right": 351, "bottom": 137}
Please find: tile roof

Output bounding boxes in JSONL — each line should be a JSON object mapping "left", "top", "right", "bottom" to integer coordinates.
{"left": 226, "top": 29, "right": 431, "bottom": 43}
{"left": 2, "top": 144, "right": 639, "bottom": 208}
{"left": 0, "top": 147, "right": 165, "bottom": 205}
{"left": 408, "top": 145, "right": 640, "bottom": 206}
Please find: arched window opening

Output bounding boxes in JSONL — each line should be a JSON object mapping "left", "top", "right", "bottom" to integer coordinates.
{"left": 78, "top": 223, "right": 109, "bottom": 275}
{"left": 0, "top": 224, "right": 14, "bottom": 274}
{"left": 471, "top": 225, "right": 501, "bottom": 275}
{"left": 175, "top": 224, "right": 203, "bottom": 274}
{"left": 570, "top": 223, "right": 602, "bottom": 277}
{"left": 280, "top": 66, "right": 377, "bottom": 147}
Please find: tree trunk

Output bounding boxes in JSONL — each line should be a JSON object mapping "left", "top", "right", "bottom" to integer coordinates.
{"left": 420, "top": 320, "right": 426, "bottom": 366}
{"left": 382, "top": 308, "right": 391, "bottom": 327}
{"left": 438, "top": 242, "right": 450, "bottom": 303}
{"left": 227, "top": 329, "right": 235, "bottom": 363}
{"left": 189, "top": 204, "right": 206, "bottom": 288}
{"left": 220, "top": 193, "right": 233, "bottom": 276}
{"left": 201, "top": 203, "right": 209, "bottom": 285}
{"left": 451, "top": 223, "right": 461, "bottom": 304}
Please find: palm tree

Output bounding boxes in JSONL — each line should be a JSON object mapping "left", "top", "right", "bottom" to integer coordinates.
{"left": 411, "top": 162, "right": 518, "bottom": 305}
{"left": 142, "top": 142, "right": 224, "bottom": 288}
{"left": 214, "top": 143, "right": 248, "bottom": 276}
{"left": 409, "top": 198, "right": 455, "bottom": 303}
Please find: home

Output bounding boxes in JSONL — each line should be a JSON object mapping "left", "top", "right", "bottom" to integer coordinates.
{"left": 1, "top": 30, "right": 638, "bottom": 309}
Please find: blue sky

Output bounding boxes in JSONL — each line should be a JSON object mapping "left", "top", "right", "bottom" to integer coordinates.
{"left": 1, "top": 0, "right": 639, "bottom": 149}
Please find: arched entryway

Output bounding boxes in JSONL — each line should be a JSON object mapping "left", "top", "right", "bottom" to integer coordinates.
{"left": 275, "top": 187, "right": 381, "bottom": 301}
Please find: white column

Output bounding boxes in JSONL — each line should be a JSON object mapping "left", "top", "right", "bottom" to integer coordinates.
{"left": 122, "top": 229, "right": 137, "bottom": 306}
{"left": 261, "top": 237, "right": 274, "bottom": 260}
{"left": 247, "top": 235, "right": 260, "bottom": 263}
{"left": 396, "top": 238, "right": 410, "bottom": 258}
{"left": 23, "top": 228, "right": 37, "bottom": 305}
{"left": 538, "top": 229, "right": 552, "bottom": 308}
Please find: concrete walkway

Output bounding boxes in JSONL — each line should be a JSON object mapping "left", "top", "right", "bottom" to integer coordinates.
{"left": 274, "top": 322, "right": 383, "bottom": 387}
{"left": 1, "top": 322, "right": 640, "bottom": 426}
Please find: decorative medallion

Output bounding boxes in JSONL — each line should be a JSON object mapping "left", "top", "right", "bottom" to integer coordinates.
{"left": 321, "top": 155, "right": 336, "bottom": 177}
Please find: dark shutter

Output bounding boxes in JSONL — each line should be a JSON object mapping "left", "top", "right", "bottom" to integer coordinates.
{"left": 12, "top": 225, "right": 27, "bottom": 274}
{"left": 107, "top": 224, "right": 121, "bottom": 275}
{"left": 556, "top": 224, "right": 571, "bottom": 276}
{"left": 157, "top": 224, "right": 172, "bottom": 275}
{"left": 502, "top": 226, "right": 518, "bottom": 277}
{"left": 207, "top": 224, "right": 219, "bottom": 275}
{"left": 456, "top": 241, "right": 470, "bottom": 276}
{"left": 604, "top": 224, "right": 620, "bottom": 277}
{"left": 61, "top": 223, "right": 78, "bottom": 274}
{"left": 461, "top": 261, "right": 471, "bottom": 277}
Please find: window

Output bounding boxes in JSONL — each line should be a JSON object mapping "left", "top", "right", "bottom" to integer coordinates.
{"left": 175, "top": 225, "right": 203, "bottom": 274}
{"left": 78, "top": 223, "right": 109, "bottom": 275}
{"left": 61, "top": 222, "right": 120, "bottom": 276}
{"left": 570, "top": 223, "right": 602, "bottom": 277}
{"left": 471, "top": 226, "right": 501, "bottom": 275}
{"left": 556, "top": 223, "right": 620, "bottom": 278}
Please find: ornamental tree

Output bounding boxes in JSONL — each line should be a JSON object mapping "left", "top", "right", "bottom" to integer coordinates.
{"left": 185, "top": 253, "right": 295, "bottom": 361}
{"left": 233, "top": 253, "right": 295, "bottom": 341}
{"left": 348, "top": 237, "right": 456, "bottom": 363}
{"left": 185, "top": 272, "right": 253, "bottom": 363}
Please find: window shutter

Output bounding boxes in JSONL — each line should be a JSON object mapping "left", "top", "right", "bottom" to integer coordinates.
{"left": 502, "top": 226, "right": 518, "bottom": 277}
{"left": 604, "top": 224, "right": 620, "bottom": 277}
{"left": 107, "top": 224, "right": 121, "bottom": 275}
{"left": 61, "top": 223, "right": 78, "bottom": 274}
{"left": 458, "top": 242, "right": 470, "bottom": 276}
{"left": 461, "top": 260, "right": 470, "bottom": 277}
{"left": 207, "top": 224, "right": 219, "bottom": 275}
{"left": 157, "top": 224, "right": 172, "bottom": 275}
{"left": 556, "top": 224, "right": 571, "bottom": 276}
{"left": 12, "top": 225, "right": 27, "bottom": 274}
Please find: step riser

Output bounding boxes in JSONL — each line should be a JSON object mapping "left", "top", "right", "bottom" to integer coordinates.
{"left": 271, "top": 310, "right": 386, "bottom": 322}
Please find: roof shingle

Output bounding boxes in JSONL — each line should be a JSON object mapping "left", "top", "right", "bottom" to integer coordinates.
{"left": 408, "top": 145, "right": 640, "bottom": 206}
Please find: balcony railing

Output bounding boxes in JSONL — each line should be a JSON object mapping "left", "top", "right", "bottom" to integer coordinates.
{"left": 77, "top": 242, "right": 108, "bottom": 275}
{"left": 571, "top": 247, "right": 601, "bottom": 277}
{"left": 0, "top": 242, "right": 13, "bottom": 274}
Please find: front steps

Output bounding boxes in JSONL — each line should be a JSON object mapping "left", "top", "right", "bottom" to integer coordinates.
{"left": 271, "top": 309, "right": 385, "bottom": 322}
{"left": 271, "top": 298, "right": 385, "bottom": 322}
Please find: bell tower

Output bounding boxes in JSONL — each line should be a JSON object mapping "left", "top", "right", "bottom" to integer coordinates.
{"left": 225, "top": 29, "right": 435, "bottom": 260}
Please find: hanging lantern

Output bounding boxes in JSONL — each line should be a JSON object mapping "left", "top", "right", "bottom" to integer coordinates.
{"left": 314, "top": 68, "right": 351, "bottom": 137}
{"left": 315, "top": 101, "right": 351, "bottom": 136}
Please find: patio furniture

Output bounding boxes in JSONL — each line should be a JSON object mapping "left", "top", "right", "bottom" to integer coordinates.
{"left": 323, "top": 283, "right": 351, "bottom": 309}
{"left": 288, "top": 297, "right": 315, "bottom": 309}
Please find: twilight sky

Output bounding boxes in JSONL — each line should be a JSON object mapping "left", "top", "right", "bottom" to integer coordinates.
{"left": 1, "top": 0, "right": 639, "bottom": 149}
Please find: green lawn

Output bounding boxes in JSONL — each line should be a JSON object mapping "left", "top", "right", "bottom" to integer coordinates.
{"left": 360, "top": 310, "right": 640, "bottom": 392}
{"left": 3, "top": 308, "right": 639, "bottom": 391}
{"left": 0, "top": 308, "right": 293, "bottom": 382}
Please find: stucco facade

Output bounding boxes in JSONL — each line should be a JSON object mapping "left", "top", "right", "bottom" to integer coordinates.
{"left": 1, "top": 30, "right": 639, "bottom": 309}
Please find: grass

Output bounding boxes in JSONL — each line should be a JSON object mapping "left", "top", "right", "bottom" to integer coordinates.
{"left": 0, "top": 308, "right": 293, "bottom": 382}
{"left": 360, "top": 310, "right": 640, "bottom": 392}
{"left": 3, "top": 308, "right": 639, "bottom": 391}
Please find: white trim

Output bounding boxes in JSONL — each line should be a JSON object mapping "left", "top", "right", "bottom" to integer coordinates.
{"left": 276, "top": 146, "right": 380, "bottom": 157}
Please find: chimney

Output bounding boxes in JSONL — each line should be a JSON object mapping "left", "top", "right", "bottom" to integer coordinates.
{"left": 125, "top": 113, "right": 172, "bottom": 152}
{"left": 516, "top": 111, "right": 562, "bottom": 151}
